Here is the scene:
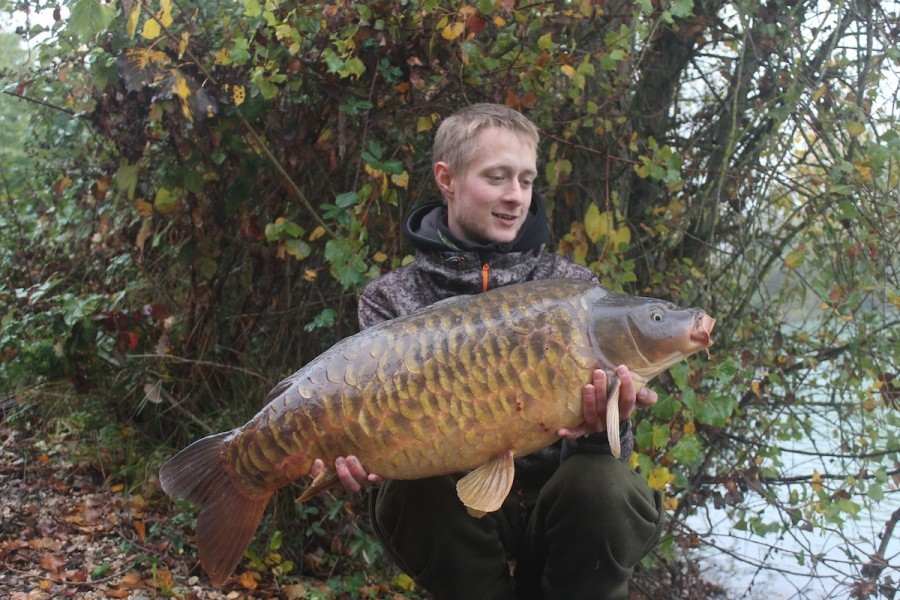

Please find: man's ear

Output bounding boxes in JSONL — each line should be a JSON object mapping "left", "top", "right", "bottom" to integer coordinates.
{"left": 434, "top": 162, "right": 454, "bottom": 199}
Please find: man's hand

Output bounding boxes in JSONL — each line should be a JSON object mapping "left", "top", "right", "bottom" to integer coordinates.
{"left": 310, "top": 455, "right": 383, "bottom": 494}
{"left": 557, "top": 365, "right": 658, "bottom": 440}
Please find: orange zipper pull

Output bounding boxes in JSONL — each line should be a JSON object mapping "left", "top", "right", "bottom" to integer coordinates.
{"left": 481, "top": 263, "right": 490, "bottom": 293}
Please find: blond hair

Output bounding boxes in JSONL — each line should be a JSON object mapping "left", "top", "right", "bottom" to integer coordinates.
{"left": 432, "top": 103, "right": 539, "bottom": 175}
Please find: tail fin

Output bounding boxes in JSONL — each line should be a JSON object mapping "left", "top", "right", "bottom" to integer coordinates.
{"left": 160, "top": 431, "right": 272, "bottom": 585}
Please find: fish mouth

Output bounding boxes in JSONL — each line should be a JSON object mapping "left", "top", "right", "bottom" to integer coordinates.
{"left": 690, "top": 313, "right": 716, "bottom": 347}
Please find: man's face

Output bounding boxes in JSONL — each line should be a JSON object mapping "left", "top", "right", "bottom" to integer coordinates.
{"left": 435, "top": 127, "right": 538, "bottom": 246}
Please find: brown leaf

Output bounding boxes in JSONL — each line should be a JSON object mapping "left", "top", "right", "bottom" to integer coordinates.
{"left": 40, "top": 552, "right": 66, "bottom": 572}
{"left": 133, "top": 519, "right": 146, "bottom": 541}
{"left": 238, "top": 570, "right": 258, "bottom": 590}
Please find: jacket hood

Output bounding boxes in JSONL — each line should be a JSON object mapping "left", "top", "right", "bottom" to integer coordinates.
{"left": 404, "top": 191, "right": 551, "bottom": 259}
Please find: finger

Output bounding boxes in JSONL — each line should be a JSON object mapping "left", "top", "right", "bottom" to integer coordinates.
{"left": 334, "top": 457, "right": 361, "bottom": 493}
{"left": 344, "top": 455, "right": 369, "bottom": 483}
{"left": 582, "top": 383, "right": 599, "bottom": 430}
{"left": 311, "top": 458, "right": 324, "bottom": 477}
{"left": 557, "top": 425, "right": 588, "bottom": 440}
{"left": 636, "top": 386, "right": 658, "bottom": 407}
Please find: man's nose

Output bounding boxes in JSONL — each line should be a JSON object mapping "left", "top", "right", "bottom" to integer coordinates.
{"left": 501, "top": 180, "right": 528, "bottom": 203}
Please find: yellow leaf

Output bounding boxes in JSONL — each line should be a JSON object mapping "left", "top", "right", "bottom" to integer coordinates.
{"left": 441, "top": 21, "right": 465, "bottom": 40}
{"left": 309, "top": 226, "right": 326, "bottom": 242}
{"left": 584, "top": 203, "right": 603, "bottom": 243}
{"left": 683, "top": 421, "right": 696, "bottom": 435}
{"left": 134, "top": 198, "right": 154, "bottom": 217}
{"left": 648, "top": 466, "right": 674, "bottom": 490}
{"left": 663, "top": 495, "right": 678, "bottom": 511}
{"left": 232, "top": 84, "right": 246, "bottom": 106}
{"left": 126, "top": 0, "right": 141, "bottom": 37}
{"left": 168, "top": 70, "right": 193, "bottom": 121}
{"left": 845, "top": 121, "right": 865, "bottom": 137}
{"left": 392, "top": 573, "right": 416, "bottom": 591}
{"left": 391, "top": 171, "right": 409, "bottom": 188}
{"left": 628, "top": 451, "right": 640, "bottom": 469}
{"left": 372, "top": 251, "right": 388, "bottom": 263}
{"left": 560, "top": 64, "right": 576, "bottom": 79}
{"left": 159, "top": 0, "right": 173, "bottom": 27}
{"left": 141, "top": 17, "right": 160, "bottom": 39}
{"left": 810, "top": 469, "right": 823, "bottom": 492}
{"left": 177, "top": 31, "right": 189, "bottom": 59}
{"left": 417, "top": 113, "right": 438, "bottom": 133}
{"left": 812, "top": 84, "right": 828, "bottom": 102}
{"left": 214, "top": 47, "right": 230, "bottom": 65}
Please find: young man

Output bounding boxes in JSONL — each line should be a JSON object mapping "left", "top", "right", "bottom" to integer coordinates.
{"left": 314, "top": 103, "right": 663, "bottom": 599}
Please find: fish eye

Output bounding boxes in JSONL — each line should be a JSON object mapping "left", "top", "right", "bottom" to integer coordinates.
{"left": 651, "top": 309, "right": 664, "bottom": 322}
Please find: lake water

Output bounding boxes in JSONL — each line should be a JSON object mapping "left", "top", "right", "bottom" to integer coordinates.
{"left": 685, "top": 408, "right": 899, "bottom": 599}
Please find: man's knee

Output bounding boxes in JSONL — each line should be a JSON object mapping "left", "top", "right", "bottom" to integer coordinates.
{"left": 538, "top": 453, "right": 663, "bottom": 565}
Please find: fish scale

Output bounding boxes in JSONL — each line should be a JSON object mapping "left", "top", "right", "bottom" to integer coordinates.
{"left": 160, "top": 278, "right": 715, "bottom": 585}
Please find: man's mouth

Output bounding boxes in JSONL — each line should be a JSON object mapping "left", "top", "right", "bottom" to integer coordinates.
{"left": 494, "top": 213, "right": 518, "bottom": 222}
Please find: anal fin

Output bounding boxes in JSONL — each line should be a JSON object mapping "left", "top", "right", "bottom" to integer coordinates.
{"left": 456, "top": 450, "right": 515, "bottom": 517}
{"left": 296, "top": 467, "right": 340, "bottom": 503}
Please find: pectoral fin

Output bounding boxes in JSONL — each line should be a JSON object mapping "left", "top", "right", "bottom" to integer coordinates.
{"left": 456, "top": 450, "right": 515, "bottom": 518}
{"left": 296, "top": 467, "right": 339, "bottom": 503}
{"left": 606, "top": 376, "right": 622, "bottom": 458}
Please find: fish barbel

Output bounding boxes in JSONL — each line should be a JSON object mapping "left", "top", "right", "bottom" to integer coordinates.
{"left": 160, "top": 278, "right": 715, "bottom": 584}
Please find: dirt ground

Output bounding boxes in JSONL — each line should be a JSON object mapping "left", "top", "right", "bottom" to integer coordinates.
{"left": 0, "top": 423, "right": 409, "bottom": 600}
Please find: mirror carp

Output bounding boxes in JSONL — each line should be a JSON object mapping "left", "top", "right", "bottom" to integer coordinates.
{"left": 160, "top": 278, "right": 715, "bottom": 584}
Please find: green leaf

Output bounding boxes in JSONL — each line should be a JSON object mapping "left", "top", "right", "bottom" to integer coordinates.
{"left": 154, "top": 187, "right": 177, "bottom": 213}
{"left": 867, "top": 482, "right": 884, "bottom": 501}
{"left": 670, "top": 0, "right": 694, "bottom": 18}
{"left": 652, "top": 424, "right": 670, "bottom": 449}
{"left": 284, "top": 239, "right": 311, "bottom": 260}
{"left": 241, "top": 0, "right": 262, "bottom": 17}
{"left": 67, "top": 0, "right": 116, "bottom": 41}
{"left": 695, "top": 392, "right": 735, "bottom": 427}
{"left": 668, "top": 434, "right": 702, "bottom": 465}
{"left": 635, "top": 419, "right": 653, "bottom": 449}
{"left": 650, "top": 393, "right": 680, "bottom": 420}
{"left": 304, "top": 308, "right": 337, "bottom": 332}
{"left": 115, "top": 161, "right": 139, "bottom": 200}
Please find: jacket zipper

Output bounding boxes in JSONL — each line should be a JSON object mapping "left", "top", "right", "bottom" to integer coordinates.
{"left": 481, "top": 263, "right": 490, "bottom": 293}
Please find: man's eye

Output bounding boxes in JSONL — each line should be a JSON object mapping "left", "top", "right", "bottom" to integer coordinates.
{"left": 521, "top": 179, "right": 534, "bottom": 188}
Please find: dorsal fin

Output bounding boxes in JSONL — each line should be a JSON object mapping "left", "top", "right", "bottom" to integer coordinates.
{"left": 455, "top": 450, "right": 516, "bottom": 517}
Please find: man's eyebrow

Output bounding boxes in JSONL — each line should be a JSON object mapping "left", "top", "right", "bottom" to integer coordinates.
{"left": 480, "top": 163, "right": 537, "bottom": 174}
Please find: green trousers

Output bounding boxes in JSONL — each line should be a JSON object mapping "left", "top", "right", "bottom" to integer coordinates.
{"left": 369, "top": 453, "right": 663, "bottom": 600}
